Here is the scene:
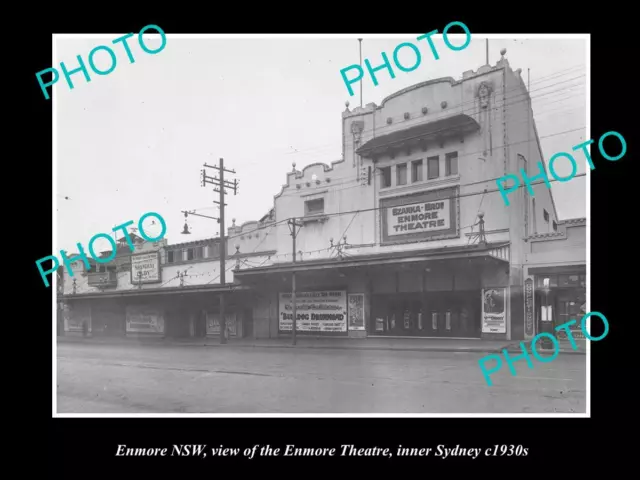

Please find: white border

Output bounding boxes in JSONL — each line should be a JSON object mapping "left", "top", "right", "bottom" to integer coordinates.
{"left": 52, "top": 33, "right": 590, "bottom": 418}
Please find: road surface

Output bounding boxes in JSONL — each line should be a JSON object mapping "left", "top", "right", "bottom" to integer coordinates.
{"left": 56, "top": 342, "right": 587, "bottom": 414}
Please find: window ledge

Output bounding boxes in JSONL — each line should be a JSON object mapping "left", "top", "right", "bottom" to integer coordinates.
{"left": 379, "top": 175, "right": 461, "bottom": 198}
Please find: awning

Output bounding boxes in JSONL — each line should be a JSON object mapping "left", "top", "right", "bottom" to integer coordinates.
{"left": 356, "top": 113, "right": 480, "bottom": 158}
{"left": 234, "top": 242, "right": 509, "bottom": 279}
{"left": 58, "top": 283, "right": 250, "bottom": 301}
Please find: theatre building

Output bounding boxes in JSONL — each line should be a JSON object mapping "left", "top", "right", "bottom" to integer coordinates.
{"left": 234, "top": 48, "right": 566, "bottom": 342}
{"left": 57, "top": 48, "right": 584, "bottom": 345}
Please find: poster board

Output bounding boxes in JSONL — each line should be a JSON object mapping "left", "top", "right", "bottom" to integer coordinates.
{"left": 206, "top": 313, "right": 237, "bottom": 336}
{"left": 482, "top": 288, "right": 506, "bottom": 334}
{"left": 126, "top": 305, "right": 165, "bottom": 333}
{"left": 347, "top": 293, "right": 365, "bottom": 331}
{"left": 279, "top": 290, "right": 347, "bottom": 333}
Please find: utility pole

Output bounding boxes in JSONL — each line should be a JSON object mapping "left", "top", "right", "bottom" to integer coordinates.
{"left": 287, "top": 217, "right": 304, "bottom": 345}
{"left": 202, "top": 158, "right": 238, "bottom": 344}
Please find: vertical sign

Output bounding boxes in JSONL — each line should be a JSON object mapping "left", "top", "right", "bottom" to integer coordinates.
{"left": 482, "top": 288, "right": 506, "bottom": 334}
{"left": 524, "top": 278, "right": 535, "bottom": 338}
{"left": 347, "top": 294, "right": 365, "bottom": 331}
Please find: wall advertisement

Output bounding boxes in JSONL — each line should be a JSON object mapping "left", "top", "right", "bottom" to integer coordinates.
{"left": 131, "top": 252, "right": 161, "bottom": 284}
{"left": 126, "top": 305, "right": 165, "bottom": 333}
{"left": 482, "top": 288, "right": 506, "bottom": 334}
{"left": 380, "top": 186, "right": 459, "bottom": 244}
{"left": 279, "top": 290, "right": 347, "bottom": 333}
{"left": 348, "top": 293, "right": 366, "bottom": 331}
{"left": 206, "top": 313, "right": 237, "bottom": 336}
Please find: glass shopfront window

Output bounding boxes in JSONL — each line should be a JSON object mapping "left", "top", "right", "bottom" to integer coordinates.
{"left": 534, "top": 271, "right": 586, "bottom": 340}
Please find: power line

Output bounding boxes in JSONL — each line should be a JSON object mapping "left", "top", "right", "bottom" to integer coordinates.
{"left": 234, "top": 68, "right": 586, "bottom": 163}
{"left": 276, "top": 86, "right": 587, "bottom": 195}
{"left": 242, "top": 64, "right": 586, "bottom": 161}
{"left": 278, "top": 124, "right": 586, "bottom": 200}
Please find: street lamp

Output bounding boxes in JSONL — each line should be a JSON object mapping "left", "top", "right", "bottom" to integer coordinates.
{"left": 180, "top": 208, "right": 227, "bottom": 344}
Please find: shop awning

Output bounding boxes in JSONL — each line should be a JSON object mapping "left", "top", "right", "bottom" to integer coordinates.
{"left": 527, "top": 265, "right": 585, "bottom": 275}
{"left": 234, "top": 242, "right": 509, "bottom": 279}
{"left": 57, "top": 283, "right": 250, "bottom": 301}
{"left": 356, "top": 113, "right": 480, "bottom": 158}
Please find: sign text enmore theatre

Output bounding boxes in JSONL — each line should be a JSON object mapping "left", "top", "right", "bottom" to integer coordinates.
{"left": 380, "top": 186, "right": 459, "bottom": 244}
{"left": 387, "top": 199, "right": 451, "bottom": 236}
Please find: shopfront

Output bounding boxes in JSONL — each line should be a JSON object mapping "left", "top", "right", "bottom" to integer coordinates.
{"left": 59, "top": 285, "right": 253, "bottom": 339}
{"left": 527, "top": 268, "right": 586, "bottom": 341}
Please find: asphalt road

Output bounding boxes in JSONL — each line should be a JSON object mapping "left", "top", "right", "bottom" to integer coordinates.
{"left": 56, "top": 343, "right": 587, "bottom": 414}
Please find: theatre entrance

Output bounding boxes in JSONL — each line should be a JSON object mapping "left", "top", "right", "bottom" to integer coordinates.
{"left": 369, "top": 290, "right": 481, "bottom": 338}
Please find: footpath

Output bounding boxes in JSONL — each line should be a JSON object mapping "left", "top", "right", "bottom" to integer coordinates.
{"left": 57, "top": 335, "right": 586, "bottom": 355}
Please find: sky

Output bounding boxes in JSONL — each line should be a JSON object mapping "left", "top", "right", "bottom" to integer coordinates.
{"left": 55, "top": 35, "right": 587, "bottom": 254}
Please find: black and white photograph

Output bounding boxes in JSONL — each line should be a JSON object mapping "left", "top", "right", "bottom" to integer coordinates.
{"left": 52, "top": 32, "right": 589, "bottom": 416}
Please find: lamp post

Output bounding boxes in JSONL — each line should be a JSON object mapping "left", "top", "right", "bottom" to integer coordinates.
{"left": 181, "top": 208, "right": 229, "bottom": 343}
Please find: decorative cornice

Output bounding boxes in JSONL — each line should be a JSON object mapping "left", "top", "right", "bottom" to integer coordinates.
{"left": 380, "top": 77, "right": 458, "bottom": 107}
{"left": 558, "top": 217, "right": 586, "bottom": 225}
{"left": 378, "top": 175, "right": 460, "bottom": 198}
{"left": 528, "top": 232, "right": 566, "bottom": 241}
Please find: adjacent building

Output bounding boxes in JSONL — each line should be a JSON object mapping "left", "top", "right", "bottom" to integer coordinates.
{"left": 57, "top": 48, "right": 586, "bottom": 343}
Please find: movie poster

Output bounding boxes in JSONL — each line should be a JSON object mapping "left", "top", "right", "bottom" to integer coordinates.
{"left": 482, "top": 288, "right": 506, "bottom": 334}
{"left": 279, "top": 291, "right": 347, "bottom": 333}
{"left": 347, "top": 293, "right": 365, "bottom": 331}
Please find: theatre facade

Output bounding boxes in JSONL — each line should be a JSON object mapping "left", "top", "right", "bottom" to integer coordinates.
{"left": 233, "top": 50, "right": 579, "bottom": 342}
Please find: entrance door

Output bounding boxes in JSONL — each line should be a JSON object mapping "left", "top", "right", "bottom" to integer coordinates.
{"left": 424, "top": 292, "right": 481, "bottom": 338}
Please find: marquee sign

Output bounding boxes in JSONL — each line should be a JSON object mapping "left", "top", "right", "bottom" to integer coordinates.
{"left": 130, "top": 252, "right": 161, "bottom": 284}
{"left": 380, "top": 186, "right": 459, "bottom": 244}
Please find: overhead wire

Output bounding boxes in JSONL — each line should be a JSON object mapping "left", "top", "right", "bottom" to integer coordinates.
{"left": 233, "top": 64, "right": 586, "bottom": 163}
